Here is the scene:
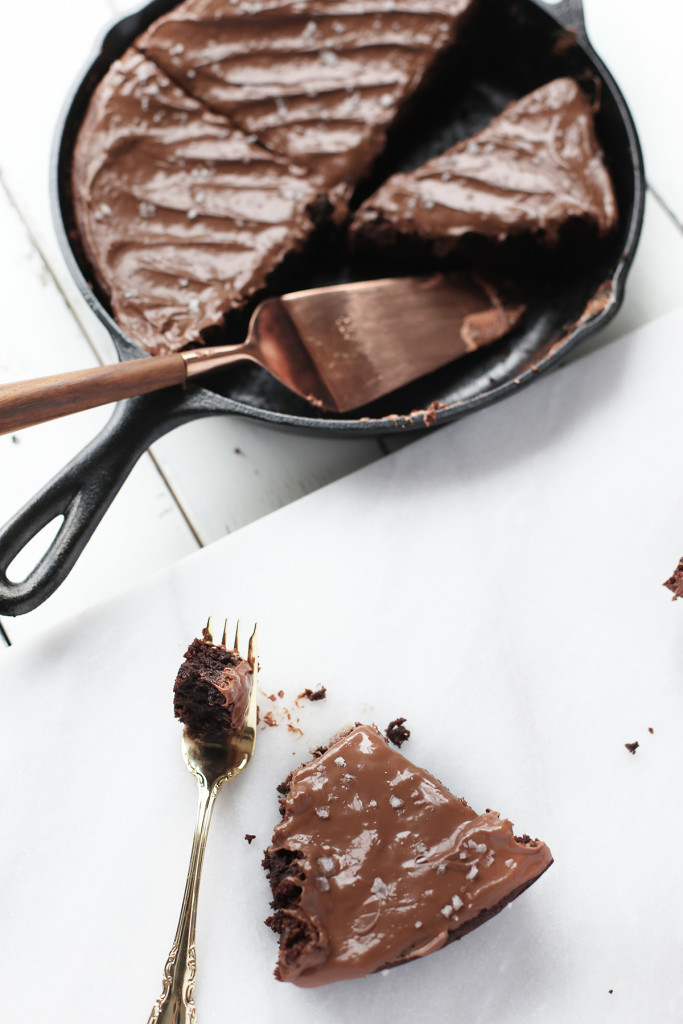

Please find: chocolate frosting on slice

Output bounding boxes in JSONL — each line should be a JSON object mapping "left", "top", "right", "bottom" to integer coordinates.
{"left": 265, "top": 724, "right": 552, "bottom": 987}
{"left": 352, "top": 77, "right": 618, "bottom": 251}
{"left": 136, "top": 0, "right": 475, "bottom": 191}
{"left": 71, "top": 50, "right": 327, "bottom": 353}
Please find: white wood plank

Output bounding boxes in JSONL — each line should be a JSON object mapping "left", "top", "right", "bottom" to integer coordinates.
{"left": 583, "top": 0, "right": 683, "bottom": 226}
{"left": 150, "top": 417, "right": 384, "bottom": 544}
{"left": 583, "top": 190, "right": 683, "bottom": 351}
{"left": 0, "top": 186, "right": 199, "bottom": 646}
{"left": 0, "top": 0, "right": 123, "bottom": 335}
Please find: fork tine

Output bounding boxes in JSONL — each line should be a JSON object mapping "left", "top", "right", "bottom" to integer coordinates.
{"left": 234, "top": 619, "right": 242, "bottom": 653}
{"left": 205, "top": 615, "right": 214, "bottom": 642}
{"left": 221, "top": 619, "right": 229, "bottom": 647}
{"left": 248, "top": 623, "right": 258, "bottom": 675}
{"left": 243, "top": 623, "right": 259, "bottom": 729}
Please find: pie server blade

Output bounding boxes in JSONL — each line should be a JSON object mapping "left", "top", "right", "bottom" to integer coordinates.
{"left": 0, "top": 271, "right": 523, "bottom": 432}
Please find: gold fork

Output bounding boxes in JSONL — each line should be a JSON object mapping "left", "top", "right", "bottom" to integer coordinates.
{"left": 148, "top": 618, "right": 258, "bottom": 1024}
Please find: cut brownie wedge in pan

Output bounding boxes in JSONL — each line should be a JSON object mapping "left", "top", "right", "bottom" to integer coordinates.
{"left": 136, "top": 0, "right": 477, "bottom": 195}
{"left": 263, "top": 724, "right": 552, "bottom": 986}
{"left": 352, "top": 77, "right": 618, "bottom": 260}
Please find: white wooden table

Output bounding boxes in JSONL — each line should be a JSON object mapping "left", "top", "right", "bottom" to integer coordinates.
{"left": 1, "top": 0, "right": 682, "bottom": 646}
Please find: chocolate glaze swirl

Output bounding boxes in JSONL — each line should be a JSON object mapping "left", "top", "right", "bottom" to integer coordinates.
{"left": 72, "top": 50, "right": 327, "bottom": 353}
{"left": 137, "top": 0, "right": 475, "bottom": 190}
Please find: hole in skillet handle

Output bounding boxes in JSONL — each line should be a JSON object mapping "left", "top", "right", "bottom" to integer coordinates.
{"left": 0, "top": 390, "right": 202, "bottom": 617}
{"left": 0, "top": 470, "right": 96, "bottom": 617}
{"left": 6, "top": 518, "right": 65, "bottom": 585}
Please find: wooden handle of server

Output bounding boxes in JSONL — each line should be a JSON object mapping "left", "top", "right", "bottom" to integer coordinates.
{"left": 0, "top": 354, "right": 187, "bottom": 435}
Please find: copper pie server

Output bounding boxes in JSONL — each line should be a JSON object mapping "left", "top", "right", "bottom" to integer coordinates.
{"left": 0, "top": 272, "right": 523, "bottom": 434}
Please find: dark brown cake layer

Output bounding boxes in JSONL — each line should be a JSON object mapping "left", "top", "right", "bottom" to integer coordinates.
{"left": 173, "top": 629, "right": 252, "bottom": 739}
{"left": 71, "top": 50, "right": 331, "bottom": 353}
{"left": 136, "top": 0, "right": 476, "bottom": 193}
{"left": 264, "top": 724, "right": 552, "bottom": 986}
{"left": 352, "top": 77, "right": 618, "bottom": 256}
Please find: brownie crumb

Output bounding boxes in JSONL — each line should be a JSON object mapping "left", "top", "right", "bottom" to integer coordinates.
{"left": 262, "top": 711, "right": 277, "bottom": 728}
{"left": 648, "top": 726, "right": 654, "bottom": 734}
{"left": 625, "top": 741, "right": 639, "bottom": 755}
{"left": 385, "top": 717, "right": 410, "bottom": 747}
{"left": 423, "top": 401, "right": 445, "bottom": 428}
{"left": 278, "top": 690, "right": 285, "bottom": 698}
{"left": 301, "top": 686, "right": 326, "bottom": 701}
{"left": 664, "top": 557, "right": 683, "bottom": 599}
{"left": 608, "top": 989, "right": 613, "bottom": 995}
{"left": 245, "top": 834, "right": 256, "bottom": 844}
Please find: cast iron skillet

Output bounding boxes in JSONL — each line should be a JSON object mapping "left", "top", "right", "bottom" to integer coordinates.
{"left": 0, "top": 0, "right": 644, "bottom": 615}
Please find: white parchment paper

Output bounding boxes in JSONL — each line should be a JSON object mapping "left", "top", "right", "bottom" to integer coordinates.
{"left": 2, "top": 309, "right": 683, "bottom": 1023}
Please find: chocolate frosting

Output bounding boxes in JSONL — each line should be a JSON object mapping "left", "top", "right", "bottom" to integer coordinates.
{"left": 352, "top": 77, "right": 618, "bottom": 250}
{"left": 266, "top": 724, "right": 552, "bottom": 986}
{"left": 73, "top": 0, "right": 476, "bottom": 353}
{"left": 137, "top": 0, "right": 475, "bottom": 190}
{"left": 71, "top": 50, "right": 327, "bottom": 353}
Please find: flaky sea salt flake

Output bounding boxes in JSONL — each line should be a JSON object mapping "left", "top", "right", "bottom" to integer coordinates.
{"left": 467, "top": 840, "right": 487, "bottom": 854}
{"left": 371, "top": 877, "right": 388, "bottom": 899}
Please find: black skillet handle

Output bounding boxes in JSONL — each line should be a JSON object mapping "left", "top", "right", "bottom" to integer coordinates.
{"left": 0, "top": 389, "right": 204, "bottom": 617}
{"left": 532, "top": 0, "right": 587, "bottom": 41}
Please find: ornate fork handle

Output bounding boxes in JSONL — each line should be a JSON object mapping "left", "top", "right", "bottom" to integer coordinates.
{"left": 148, "top": 775, "right": 222, "bottom": 1024}
{"left": 148, "top": 619, "right": 258, "bottom": 1023}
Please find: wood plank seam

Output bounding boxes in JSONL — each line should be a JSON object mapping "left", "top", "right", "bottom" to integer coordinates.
{"left": 0, "top": 170, "right": 107, "bottom": 368}
{"left": 648, "top": 185, "right": 683, "bottom": 235}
